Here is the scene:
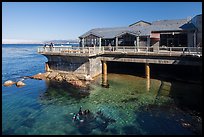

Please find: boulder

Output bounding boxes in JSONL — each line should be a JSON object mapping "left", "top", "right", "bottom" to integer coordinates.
{"left": 30, "top": 73, "right": 46, "bottom": 80}
{"left": 84, "top": 75, "right": 93, "bottom": 81}
{"left": 47, "top": 72, "right": 58, "bottom": 79}
{"left": 44, "top": 72, "right": 51, "bottom": 77}
{"left": 16, "top": 81, "right": 26, "bottom": 87}
{"left": 69, "top": 80, "right": 86, "bottom": 88}
{"left": 55, "top": 75, "right": 63, "bottom": 81}
{"left": 3, "top": 80, "right": 16, "bottom": 87}
{"left": 64, "top": 74, "right": 78, "bottom": 81}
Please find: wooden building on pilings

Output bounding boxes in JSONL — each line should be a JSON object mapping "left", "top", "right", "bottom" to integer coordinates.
{"left": 79, "top": 14, "right": 202, "bottom": 49}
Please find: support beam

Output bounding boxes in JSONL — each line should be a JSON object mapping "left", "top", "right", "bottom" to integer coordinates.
{"left": 82, "top": 38, "right": 85, "bottom": 48}
{"left": 45, "top": 62, "right": 50, "bottom": 72}
{"left": 136, "top": 36, "right": 140, "bottom": 51}
{"left": 116, "top": 37, "right": 118, "bottom": 50}
{"left": 102, "top": 61, "right": 107, "bottom": 75}
{"left": 145, "top": 63, "right": 150, "bottom": 79}
{"left": 99, "top": 37, "right": 102, "bottom": 50}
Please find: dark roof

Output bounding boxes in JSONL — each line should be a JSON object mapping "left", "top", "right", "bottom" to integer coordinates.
{"left": 129, "top": 20, "right": 151, "bottom": 27}
{"left": 79, "top": 27, "right": 140, "bottom": 39}
{"left": 79, "top": 18, "right": 197, "bottom": 39}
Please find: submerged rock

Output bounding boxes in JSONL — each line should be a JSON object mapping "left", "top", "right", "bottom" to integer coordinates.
{"left": 69, "top": 80, "right": 86, "bottom": 88}
{"left": 16, "top": 81, "right": 26, "bottom": 87}
{"left": 3, "top": 80, "right": 16, "bottom": 87}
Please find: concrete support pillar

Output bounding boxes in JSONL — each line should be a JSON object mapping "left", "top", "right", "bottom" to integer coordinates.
{"left": 45, "top": 62, "right": 50, "bottom": 72}
{"left": 116, "top": 37, "right": 118, "bottom": 50}
{"left": 102, "top": 60, "right": 108, "bottom": 87}
{"left": 82, "top": 38, "right": 85, "bottom": 48}
{"left": 102, "top": 73, "right": 109, "bottom": 88}
{"left": 145, "top": 63, "right": 150, "bottom": 79}
{"left": 102, "top": 61, "right": 107, "bottom": 75}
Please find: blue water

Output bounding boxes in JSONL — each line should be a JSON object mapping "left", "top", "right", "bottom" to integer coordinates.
{"left": 2, "top": 44, "right": 202, "bottom": 135}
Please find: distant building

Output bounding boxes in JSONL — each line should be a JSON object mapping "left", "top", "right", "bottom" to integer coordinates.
{"left": 79, "top": 14, "right": 202, "bottom": 48}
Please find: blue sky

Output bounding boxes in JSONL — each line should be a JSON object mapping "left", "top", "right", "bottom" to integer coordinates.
{"left": 2, "top": 2, "right": 202, "bottom": 41}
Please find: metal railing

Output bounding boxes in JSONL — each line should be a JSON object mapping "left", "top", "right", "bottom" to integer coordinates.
{"left": 38, "top": 46, "right": 103, "bottom": 56}
{"left": 38, "top": 46, "right": 202, "bottom": 57}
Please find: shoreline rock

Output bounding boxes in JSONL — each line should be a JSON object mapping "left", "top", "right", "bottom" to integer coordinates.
{"left": 3, "top": 71, "right": 90, "bottom": 89}
{"left": 44, "top": 71, "right": 89, "bottom": 88}
{"left": 16, "top": 81, "right": 26, "bottom": 87}
{"left": 3, "top": 80, "right": 16, "bottom": 87}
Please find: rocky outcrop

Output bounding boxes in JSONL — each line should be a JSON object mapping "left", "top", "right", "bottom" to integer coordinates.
{"left": 3, "top": 80, "right": 16, "bottom": 87}
{"left": 30, "top": 72, "right": 49, "bottom": 80}
{"left": 76, "top": 74, "right": 93, "bottom": 81}
{"left": 3, "top": 71, "right": 90, "bottom": 89}
{"left": 3, "top": 71, "right": 90, "bottom": 88}
{"left": 45, "top": 71, "right": 88, "bottom": 88}
{"left": 16, "top": 81, "right": 26, "bottom": 87}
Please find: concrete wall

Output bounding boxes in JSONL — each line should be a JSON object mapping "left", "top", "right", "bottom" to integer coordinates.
{"left": 45, "top": 55, "right": 90, "bottom": 76}
{"left": 44, "top": 55, "right": 103, "bottom": 78}
{"left": 89, "top": 57, "right": 102, "bottom": 77}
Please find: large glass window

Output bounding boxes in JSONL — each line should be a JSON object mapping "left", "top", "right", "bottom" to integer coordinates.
{"left": 84, "top": 34, "right": 100, "bottom": 47}
{"left": 160, "top": 33, "right": 187, "bottom": 47}
{"left": 118, "top": 33, "right": 136, "bottom": 46}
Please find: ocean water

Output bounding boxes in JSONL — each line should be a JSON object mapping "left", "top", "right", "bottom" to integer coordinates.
{"left": 2, "top": 44, "right": 202, "bottom": 135}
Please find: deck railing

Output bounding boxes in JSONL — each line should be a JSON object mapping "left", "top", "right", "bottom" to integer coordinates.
{"left": 38, "top": 46, "right": 202, "bottom": 57}
{"left": 38, "top": 46, "right": 103, "bottom": 56}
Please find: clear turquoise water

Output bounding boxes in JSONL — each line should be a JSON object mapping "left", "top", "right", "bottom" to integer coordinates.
{"left": 2, "top": 44, "right": 202, "bottom": 135}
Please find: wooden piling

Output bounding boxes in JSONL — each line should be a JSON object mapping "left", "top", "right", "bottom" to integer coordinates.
{"left": 145, "top": 63, "right": 150, "bottom": 79}
{"left": 102, "top": 61, "right": 107, "bottom": 75}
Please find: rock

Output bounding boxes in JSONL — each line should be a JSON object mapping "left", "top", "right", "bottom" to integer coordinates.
{"left": 44, "top": 72, "right": 51, "bottom": 77}
{"left": 69, "top": 80, "right": 86, "bottom": 88}
{"left": 64, "top": 74, "right": 78, "bottom": 81}
{"left": 55, "top": 75, "right": 63, "bottom": 81}
{"left": 84, "top": 75, "right": 93, "bottom": 81}
{"left": 47, "top": 72, "right": 58, "bottom": 79}
{"left": 30, "top": 73, "right": 46, "bottom": 80}
{"left": 3, "top": 80, "right": 16, "bottom": 87}
{"left": 16, "top": 81, "right": 26, "bottom": 87}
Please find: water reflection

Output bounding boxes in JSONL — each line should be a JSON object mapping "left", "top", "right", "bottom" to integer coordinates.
{"left": 101, "top": 74, "right": 109, "bottom": 88}
{"left": 146, "top": 78, "right": 150, "bottom": 92}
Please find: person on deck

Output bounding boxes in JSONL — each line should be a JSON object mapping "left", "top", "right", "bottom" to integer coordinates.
{"left": 108, "top": 43, "right": 112, "bottom": 51}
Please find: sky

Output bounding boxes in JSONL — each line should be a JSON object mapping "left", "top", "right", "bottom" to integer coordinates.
{"left": 2, "top": 2, "right": 202, "bottom": 43}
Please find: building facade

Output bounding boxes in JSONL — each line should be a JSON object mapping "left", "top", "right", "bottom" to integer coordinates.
{"left": 79, "top": 14, "right": 202, "bottom": 49}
